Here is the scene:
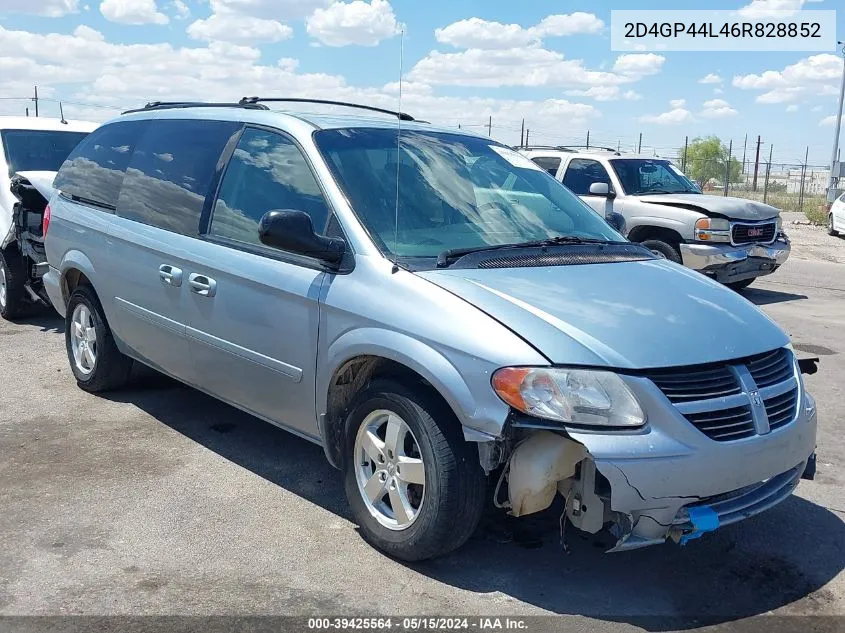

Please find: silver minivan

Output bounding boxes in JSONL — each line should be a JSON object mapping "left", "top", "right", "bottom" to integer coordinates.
{"left": 43, "top": 100, "right": 818, "bottom": 561}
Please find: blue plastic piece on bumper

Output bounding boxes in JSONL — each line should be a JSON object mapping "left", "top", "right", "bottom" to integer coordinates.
{"left": 679, "top": 506, "right": 720, "bottom": 545}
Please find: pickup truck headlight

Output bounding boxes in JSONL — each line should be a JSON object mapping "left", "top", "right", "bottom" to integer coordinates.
{"left": 492, "top": 367, "right": 646, "bottom": 427}
{"left": 694, "top": 217, "right": 731, "bottom": 243}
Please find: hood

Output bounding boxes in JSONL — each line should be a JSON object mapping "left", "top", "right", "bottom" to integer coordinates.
{"left": 418, "top": 259, "right": 788, "bottom": 369}
{"left": 637, "top": 193, "right": 780, "bottom": 222}
{"left": 14, "top": 171, "right": 58, "bottom": 202}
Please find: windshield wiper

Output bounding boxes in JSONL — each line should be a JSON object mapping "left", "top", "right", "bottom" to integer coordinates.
{"left": 435, "top": 236, "right": 618, "bottom": 268}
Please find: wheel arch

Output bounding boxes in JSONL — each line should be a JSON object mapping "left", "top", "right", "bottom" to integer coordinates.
{"left": 58, "top": 250, "right": 96, "bottom": 309}
{"left": 627, "top": 224, "right": 686, "bottom": 246}
{"left": 318, "top": 329, "right": 488, "bottom": 470}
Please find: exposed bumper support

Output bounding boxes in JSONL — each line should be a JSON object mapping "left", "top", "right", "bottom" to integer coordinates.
{"left": 679, "top": 237, "right": 790, "bottom": 283}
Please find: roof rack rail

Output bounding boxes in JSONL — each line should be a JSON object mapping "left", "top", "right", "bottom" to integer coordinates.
{"left": 514, "top": 144, "right": 575, "bottom": 152}
{"left": 515, "top": 144, "right": 622, "bottom": 156}
{"left": 239, "top": 97, "right": 415, "bottom": 122}
{"left": 122, "top": 101, "right": 270, "bottom": 115}
{"left": 559, "top": 144, "right": 622, "bottom": 154}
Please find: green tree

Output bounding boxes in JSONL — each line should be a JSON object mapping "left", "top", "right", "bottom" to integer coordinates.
{"left": 680, "top": 136, "right": 743, "bottom": 186}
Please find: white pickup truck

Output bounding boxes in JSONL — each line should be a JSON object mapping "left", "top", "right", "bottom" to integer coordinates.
{"left": 0, "top": 116, "right": 97, "bottom": 319}
{"left": 520, "top": 146, "right": 790, "bottom": 290}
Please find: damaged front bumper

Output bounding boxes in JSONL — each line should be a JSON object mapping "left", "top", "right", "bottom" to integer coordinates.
{"left": 502, "top": 373, "right": 817, "bottom": 552}
{"left": 679, "top": 237, "right": 790, "bottom": 283}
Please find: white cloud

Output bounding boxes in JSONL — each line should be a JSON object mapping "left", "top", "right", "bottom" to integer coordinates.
{"left": 640, "top": 101, "right": 694, "bottom": 125}
{"left": 305, "top": 0, "right": 400, "bottom": 47}
{"left": 812, "top": 105, "right": 823, "bottom": 112}
{"left": 819, "top": 115, "right": 841, "bottom": 127}
{"left": 738, "top": 0, "right": 806, "bottom": 18}
{"left": 565, "top": 86, "right": 642, "bottom": 102}
{"left": 434, "top": 12, "right": 603, "bottom": 50}
{"left": 208, "top": 0, "right": 330, "bottom": 20}
{"left": 700, "top": 99, "right": 738, "bottom": 119}
{"left": 698, "top": 73, "right": 722, "bottom": 85}
{"left": 786, "top": 104, "right": 799, "bottom": 112}
{"left": 733, "top": 54, "right": 842, "bottom": 104}
{"left": 612, "top": 53, "right": 665, "bottom": 78}
{"left": 1, "top": 0, "right": 79, "bottom": 15}
{"left": 188, "top": 13, "right": 292, "bottom": 43}
{"left": 100, "top": 0, "right": 168, "bottom": 24}
{"left": 713, "top": 87, "right": 724, "bottom": 95}
{"left": 172, "top": 0, "right": 189, "bottom": 18}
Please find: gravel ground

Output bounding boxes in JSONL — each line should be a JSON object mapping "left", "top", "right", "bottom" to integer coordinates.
{"left": 781, "top": 212, "right": 845, "bottom": 265}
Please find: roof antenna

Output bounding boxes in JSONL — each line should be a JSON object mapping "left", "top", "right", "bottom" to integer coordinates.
{"left": 391, "top": 27, "right": 405, "bottom": 274}
{"left": 59, "top": 102, "right": 67, "bottom": 124}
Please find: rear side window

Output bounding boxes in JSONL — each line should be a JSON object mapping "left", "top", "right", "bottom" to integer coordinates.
{"left": 209, "top": 127, "right": 330, "bottom": 247}
{"left": 531, "top": 156, "right": 561, "bottom": 177}
{"left": 1, "top": 129, "right": 89, "bottom": 175}
{"left": 54, "top": 121, "right": 147, "bottom": 210}
{"left": 116, "top": 119, "right": 241, "bottom": 236}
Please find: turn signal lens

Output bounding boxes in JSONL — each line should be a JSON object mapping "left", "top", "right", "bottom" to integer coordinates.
{"left": 42, "top": 204, "right": 51, "bottom": 237}
{"left": 694, "top": 217, "right": 730, "bottom": 243}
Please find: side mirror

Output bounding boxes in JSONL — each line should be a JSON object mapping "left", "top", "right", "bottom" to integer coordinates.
{"left": 259, "top": 210, "right": 346, "bottom": 266}
{"left": 605, "top": 211, "right": 626, "bottom": 234}
{"left": 589, "top": 182, "right": 616, "bottom": 198}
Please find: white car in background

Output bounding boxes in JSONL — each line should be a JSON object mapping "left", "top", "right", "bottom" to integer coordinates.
{"left": 0, "top": 116, "right": 97, "bottom": 319}
{"left": 828, "top": 191, "right": 845, "bottom": 237}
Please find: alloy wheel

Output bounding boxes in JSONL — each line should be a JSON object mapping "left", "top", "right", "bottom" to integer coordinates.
{"left": 354, "top": 409, "right": 426, "bottom": 530}
{"left": 70, "top": 303, "right": 98, "bottom": 375}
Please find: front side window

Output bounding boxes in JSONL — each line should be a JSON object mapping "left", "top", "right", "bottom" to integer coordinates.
{"left": 314, "top": 128, "right": 621, "bottom": 259}
{"left": 1, "top": 129, "right": 89, "bottom": 176}
{"left": 116, "top": 119, "right": 240, "bottom": 236}
{"left": 561, "top": 159, "right": 612, "bottom": 196}
{"left": 610, "top": 159, "right": 701, "bottom": 195}
{"left": 54, "top": 121, "right": 147, "bottom": 210}
{"left": 209, "top": 128, "right": 330, "bottom": 247}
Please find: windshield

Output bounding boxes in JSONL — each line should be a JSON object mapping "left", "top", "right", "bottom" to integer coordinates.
{"left": 314, "top": 128, "right": 623, "bottom": 258}
{"left": 1, "top": 129, "right": 89, "bottom": 175}
{"left": 610, "top": 159, "right": 701, "bottom": 196}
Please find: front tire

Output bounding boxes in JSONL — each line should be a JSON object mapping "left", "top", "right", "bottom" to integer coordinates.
{"left": 0, "top": 248, "right": 27, "bottom": 320}
{"left": 65, "top": 285, "right": 133, "bottom": 392}
{"left": 641, "top": 239, "right": 682, "bottom": 264}
{"left": 343, "top": 380, "right": 486, "bottom": 561}
{"left": 829, "top": 213, "right": 838, "bottom": 237}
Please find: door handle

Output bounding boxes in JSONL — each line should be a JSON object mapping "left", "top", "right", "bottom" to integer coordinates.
{"left": 159, "top": 264, "right": 183, "bottom": 287}
{"left": 188, "top": 273, "right": 217, "bottom": 298}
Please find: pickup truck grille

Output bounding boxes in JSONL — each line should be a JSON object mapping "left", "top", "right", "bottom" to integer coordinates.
{"left": 732, "top": 221, "right": 776, "bottom": 245}
{"left": 645, "top": 348, "right": 798, "bottom": 442}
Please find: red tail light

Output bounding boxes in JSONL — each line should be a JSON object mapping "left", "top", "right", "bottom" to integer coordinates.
{"left": 42, "top": 204, "right": 51, "bottom": 237}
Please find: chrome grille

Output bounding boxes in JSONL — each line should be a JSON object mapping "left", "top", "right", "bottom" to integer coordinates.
{"left": 647, "top": 347, "right": 799, "bottom": 442}
{"left": 644, "top": 366, "right": 740, "bottom": 403}
{"left": 747, "top": 348, "right": 793, "bottom": 387}
{"left": 685, "top": 405, "right": 756, "bottom": 441}
{"left": 732, "top": 222, "right": 776, "bottom": 245}
{"left": 765, "top": 388, "right": 798, "bottom": 430}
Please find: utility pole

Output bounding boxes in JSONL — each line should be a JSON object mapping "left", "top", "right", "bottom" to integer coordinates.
{"left": 682, "top": 136, "right": 689, "bottom": 172}
{"left": 752, "top": 135, "right": 762, "bottom": 191}
{"left": 25, "top": 107, "right": 29, "bottom": 117}
{"left": 724, "top": 139, "right": 733, "bottom": 196}
{"left": 741, "top": 133, "right": 748, "bottom": 175}
{"left": 520, "top": 118, "right": 525, "bottom": 147}
{"left": 33, "top": 86, "right": 39, "bottom": 117}
{"left": 586, "top": 130, "right": 590, "bottom": 149}
{"left": 487, "top": 116, "right": 492, "bottom": 137}
{"left": 799, "top": 146, "right": 809, "bottom": 212}
{"left": 637, "top": 132, "right": 642, "bottom": 154}
{"left": 826, "top": 41, "right": 845, "bottom": 205}
{"left": 617, "top": 140, "right": 621, "bottom": 152}
{"left": 525, "top": 129, "right": 529, "bottom": 146}
{"left": 763, "top": 144, "right": 773, "bottom": 204}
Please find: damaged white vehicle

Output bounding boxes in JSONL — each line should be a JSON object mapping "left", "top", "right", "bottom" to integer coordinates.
{"left": 43, "top": 103, "right": 818, "bottom": 561}
{"left": 0, "top": 116, "right": 96, "bottom": 319}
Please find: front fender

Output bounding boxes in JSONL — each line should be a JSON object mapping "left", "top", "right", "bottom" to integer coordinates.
{"left": 320, "top": 327, "right": 509, "bottom": 443}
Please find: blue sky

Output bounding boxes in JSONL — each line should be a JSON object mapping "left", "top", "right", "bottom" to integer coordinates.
{"left": 0, "top": 0, "right": 842, "bottom": 165}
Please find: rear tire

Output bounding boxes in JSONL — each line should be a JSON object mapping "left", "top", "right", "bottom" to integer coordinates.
{"left": 343, "top": 379, "right": 486, "bottom": 561}
{"left": 0, "top": 248, "right": 27, "bottom": 321}
{"left": 725, "top": 278, "right": 754, "bottom": 291}
{"left": 828, "top": 214, "right": 838, "bottom": 237}
{"left": 65, "top": 285, "right": 133, "bottom": 392}
{"left": 641, "top": 239, "right": 682, "bottom": 264}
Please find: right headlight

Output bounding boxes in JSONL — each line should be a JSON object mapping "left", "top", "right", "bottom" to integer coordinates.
{"left": 694, "top": 217, "right": 731, "bottom": 242}
{"left": 492, "top": 367, "right": 646, "bottom": 427}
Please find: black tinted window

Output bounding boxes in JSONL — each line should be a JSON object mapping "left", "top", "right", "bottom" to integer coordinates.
{"left": 562, "top": 158, "right": 612, "bottom": 195}
{"left": 2, "top": 129, "right": 89, "bottom": 175}
{"left": 210, "top": 128, "right": 330, "bottom": 246}
{"left": 531, "top": 156, "right": 561, "bottom": 177}
{"left": 54, "top": 121, "right": 146, "bottom": 210}
{"left": 116, "top": 119, "right": 240, "bottom": 236}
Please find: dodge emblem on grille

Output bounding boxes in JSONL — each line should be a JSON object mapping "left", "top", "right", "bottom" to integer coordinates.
{"left": 747, "top": 227, "right": 764, "bottom": 237}
{"left": 749, "top": 390, "right": 764, "bottom": 407}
